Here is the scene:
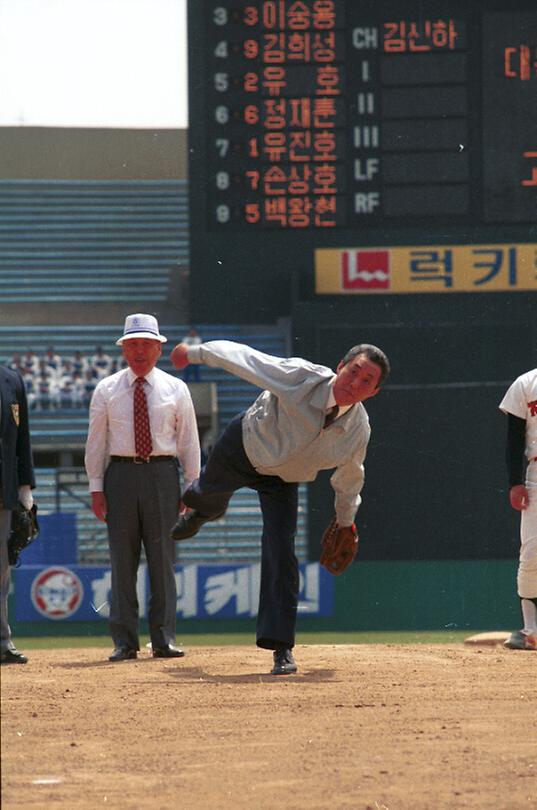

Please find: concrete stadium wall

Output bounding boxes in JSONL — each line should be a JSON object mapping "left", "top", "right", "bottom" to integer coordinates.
{"left": 0, "top": 127, "right": 187, "bottom": 179}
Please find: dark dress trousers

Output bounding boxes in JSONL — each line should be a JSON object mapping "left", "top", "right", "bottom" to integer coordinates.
{"left": 183, "top": 413, "right": 299, "bottom": 651}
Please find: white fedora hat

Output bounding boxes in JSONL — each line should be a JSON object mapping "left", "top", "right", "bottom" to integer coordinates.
{"left": 116, "top": 313, "right": 167, "bottom": 345}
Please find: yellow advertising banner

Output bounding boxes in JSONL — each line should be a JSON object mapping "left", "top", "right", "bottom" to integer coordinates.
{"left": 315, "top": 244, "right": 537, "bottom": 294}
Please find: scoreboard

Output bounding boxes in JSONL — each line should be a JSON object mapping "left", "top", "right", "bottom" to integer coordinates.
{"left": 187, "top": 0, "right": 537, "bottom": 321}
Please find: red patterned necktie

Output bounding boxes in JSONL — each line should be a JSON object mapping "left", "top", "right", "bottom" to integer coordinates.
{"left": 134, "top": 377, "right": 152, "bottom": 459}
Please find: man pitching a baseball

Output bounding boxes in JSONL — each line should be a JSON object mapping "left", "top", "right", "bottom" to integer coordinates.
{"left": 499, "top": 367, "right": 537, "bottom": 651}
{"left": 169, "top": 339, "right": 390, "bottom": 675}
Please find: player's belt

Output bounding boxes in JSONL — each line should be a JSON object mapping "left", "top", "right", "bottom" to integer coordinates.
{"left": 110, "top": 455, "right": 175, "bottom": 464}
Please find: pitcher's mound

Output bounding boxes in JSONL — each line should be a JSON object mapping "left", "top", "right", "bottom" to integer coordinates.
{"left": 464, "top": 631, "right": 510, "bottom": 647}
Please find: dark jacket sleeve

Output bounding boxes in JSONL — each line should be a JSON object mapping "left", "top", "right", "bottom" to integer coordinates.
{"left": 0, "top": 367, "right": 35, "bottom": 509}
{"left": 15, "top": 370, "right": 35, "bottom": 490}
{"left": 506, "top": 413, "right": 526, "bottom": 487}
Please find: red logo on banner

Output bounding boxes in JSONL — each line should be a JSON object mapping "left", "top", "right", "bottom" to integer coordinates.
{"left": 31, "top": 567, "right": 84, "bottom": 620}
{"left": 341, "top": 250, "right": 390, "bottom": 290}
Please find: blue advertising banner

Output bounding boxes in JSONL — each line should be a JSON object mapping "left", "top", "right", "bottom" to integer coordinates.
{"left": 22, "top": 513, "right": 77, "bottom": 565}
{"left": 13, "top": 563, "right": 334, "bottom": 622}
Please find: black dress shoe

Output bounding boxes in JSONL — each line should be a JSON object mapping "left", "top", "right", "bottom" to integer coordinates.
{"left": 169, "top": 510, "right": 224, "bottom": 541}
{"left": 271, "top": 647, "right": 297, "bottom": 675}
{"left": 1, "top": 648, "right": 28, "bottom": 664}
{"left": 152, "top": 644, "right": 185, "bottom": 658}
{"left": 109, "top": 647, "right": 137, "bottom": 662}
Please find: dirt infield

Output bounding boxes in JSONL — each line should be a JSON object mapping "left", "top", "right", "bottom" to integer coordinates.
{"left": 1, "top": 644, "right": 536, "bottom": 809}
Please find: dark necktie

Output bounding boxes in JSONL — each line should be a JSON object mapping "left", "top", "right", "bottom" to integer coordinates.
{"left": 134, "top": 377, "right": 152, "bottom": 458}
{"left": 324, "top": 405, "right": 339, "bottom": 428}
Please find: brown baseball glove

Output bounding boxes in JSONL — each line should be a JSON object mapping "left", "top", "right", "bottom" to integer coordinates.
{"left": 320, "top": 518, "right": 358, "bottom": 575}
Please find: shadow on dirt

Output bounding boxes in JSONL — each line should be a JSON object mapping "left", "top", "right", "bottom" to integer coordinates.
{"left": 164, "top": 665, "right": 338, "bottom": 684}
{"left": 53, "top": 658, "right": 339, "bottom": 681}
{"left": 55, "top": 656, "right": 171, "bottom": 670}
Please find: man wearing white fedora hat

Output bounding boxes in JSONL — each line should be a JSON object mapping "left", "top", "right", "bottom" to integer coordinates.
{"left": 85, "top": 314, "right": 200, "bottom": 661}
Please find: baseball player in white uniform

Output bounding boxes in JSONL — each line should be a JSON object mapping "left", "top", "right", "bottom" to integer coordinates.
{"left": 499, "top": 368, "right": 537, "bottom": 651}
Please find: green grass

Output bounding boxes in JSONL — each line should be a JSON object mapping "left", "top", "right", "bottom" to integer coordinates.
{"left": 19, "top": 630, "right": 477, "bottom": 650}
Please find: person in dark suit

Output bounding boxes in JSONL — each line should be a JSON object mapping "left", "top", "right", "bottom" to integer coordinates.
{"left": 0, "top": 365, "right": 35, "bottom": 664}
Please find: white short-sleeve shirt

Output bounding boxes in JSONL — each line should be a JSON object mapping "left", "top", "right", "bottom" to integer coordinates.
{"left": 499, "top": 368, "right": 537, "bottom": 460}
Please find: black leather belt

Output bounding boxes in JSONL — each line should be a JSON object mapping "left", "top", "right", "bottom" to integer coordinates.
{"left": 110, "top": 455, "right": 175, "bottom": 464}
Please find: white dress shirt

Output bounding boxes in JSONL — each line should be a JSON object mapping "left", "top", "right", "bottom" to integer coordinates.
{"left": 85, "top": 366, "right": 200, "bottom": 492}
{"left": 325, "top": 387, "right": 352, "bottom": 419}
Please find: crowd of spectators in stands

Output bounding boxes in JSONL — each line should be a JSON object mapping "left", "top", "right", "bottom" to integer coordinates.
{"left": 5, "top": 347, "right": 127, "bottom": 410}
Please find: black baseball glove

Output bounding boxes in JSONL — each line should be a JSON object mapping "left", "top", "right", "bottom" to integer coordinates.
{"left": 8, "top": 502, "right": 39, "bottom": 567}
